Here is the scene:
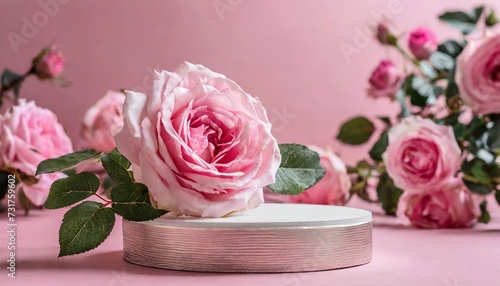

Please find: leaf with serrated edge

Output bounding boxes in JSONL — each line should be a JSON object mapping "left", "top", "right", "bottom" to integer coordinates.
{"left": 36, "top": 149, "right": 102, "bottom": 175}
{"left": 336, "top": 116, "right": 375, "bottom": 145}
{"left": 44, "top": 172, "right": 100, "bottom": 209}
{"left": 101, "top": 148, "right": 133, "bottom": 183}
{"left": 111, "top": 182, "right": 167, "bottom": 221}
{"left": 267, "top": 144, "right": 325, "bottom": 195}
{"left": 59, "top": 201, "right": 115, "bottom": 257}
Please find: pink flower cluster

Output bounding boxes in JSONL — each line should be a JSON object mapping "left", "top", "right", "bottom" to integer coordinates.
{"left": 369, "top": 25, "right": 438, "bottom": 99}
{"left": 383, "top": 116, "right": 478, "bottom": 228}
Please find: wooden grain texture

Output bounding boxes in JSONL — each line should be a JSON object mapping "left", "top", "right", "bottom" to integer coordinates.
{"left": 123, "top": 220, "right": 372, "bottom": 273}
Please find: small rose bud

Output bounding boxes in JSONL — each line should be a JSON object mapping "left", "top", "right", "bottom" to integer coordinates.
{"left": 486, "top": 10, "right": 499, "bottom": 26}
{"left": 376, "top": 22, "right": 397, "bottom": 46}
{"left": 408, "top": 26, "right": 438, "bottom": 60}
{"left": 33, "top": 46, "right": 65, "bottom": 79}
{"left": 368, "top": 60, "right": 402, "bottom": 99}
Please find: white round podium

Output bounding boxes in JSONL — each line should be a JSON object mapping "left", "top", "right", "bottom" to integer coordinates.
{"left": 122, "top": 203, "right": 372, "bottom": 273}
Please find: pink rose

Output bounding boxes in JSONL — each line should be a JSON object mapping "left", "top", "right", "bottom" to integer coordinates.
{"left": 115, "top": 62, "right": 281, "bottom": 217}
{"left": 81, "top": 90, "right": 125, "bottom": 153}
{"left": 456, "top": 25, "right": 500, "bottom": 114}
{"left": 33, "top": 45, "right": 65, "bottom": 79}
{"left": 0, "top": 100, "right": 73, "bottom": 205}
{"left": 288, "top": 145, "right": 351, "bottom": 205}
{"left": 383, "top": 116, "right": 462, "bottom": 193}
{"left": 408, "top": 26, "right": 437, "bottom": 60}
{"left": 368, "top": 60, "right": 402, "bottom": 99}
{"left": 400, "top": 180, "right": 479, "bottom": 228}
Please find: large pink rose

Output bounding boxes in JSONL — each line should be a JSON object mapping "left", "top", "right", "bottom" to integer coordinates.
{"left": 400, "top": 180, "right": 479, "bottom": 228}
{"left": 383, "top": 116, "right": 462, "bottom": 193}
{"left": 0, "top": 100, "right": 73, "bottom": 205}
{"left": 368, "top": 60, "right": 402, "bottom": 99}
{"left": 115, "top": 62, "right": 281, "bottom": 217}
{"left": 289, "top": 145, "right": 351, "bottom": 205}
{"left": 408, "top": 26, "right": 438, "bottom": 60}
{"left": 456, "top": 25, "right": 500, "bottom": 114}
{"left": 81, "top": 90, "right": 125, "bottom": 152}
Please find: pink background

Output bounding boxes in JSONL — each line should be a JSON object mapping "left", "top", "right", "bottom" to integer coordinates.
{"left": 1, "top": 0, "right": 499, "bottom": 163}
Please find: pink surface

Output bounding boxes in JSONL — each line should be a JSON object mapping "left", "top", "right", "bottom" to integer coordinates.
{"left": 1, "top": 198, "right": 500, "bottom": 286}
{"left": 1, "top": 0, "right": 499, "bottom": 164}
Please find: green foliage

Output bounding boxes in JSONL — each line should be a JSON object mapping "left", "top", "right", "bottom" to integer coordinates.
{"left": 0, "top": 171, "right": 11, "bottom": 201}
{"left": 407, "top": 75, "right": 442, "bottom": 107}
{"left": 101, "top": 148, "right": 133, "bottom": 183}
{"left": 58, "top": 201, "right": 115, "bottom": 257}
{"left": 437, "top": 40, "right": 465, "bottom": 59}
{"left": 36, "top": 149, "right": 102, "bottom": 175}
{"left": 267, "top": 144, "right": 325, "bottom": 195}
{"left": 376, "top": 173, "right": 403, "bottom": 216}
{"left": 477, "top": 201, "right": 491, "bottom": 224}
{"left": 369, "top": 130, "right": 389, "bottom": 162}
{"left": 44, "top": 172, "right": 100, "bottom": 209}
{"left": 336, "top": 116, "right": 375, "bottom": 145}
{"left": 438, "top": 6, "right": 484, "bottom": 34}
{"left": 429, "top": 52, "right": 455, "bottom": 72}
{"left": 111, "top": 182, "right": 167, "bottom": 221}
{"left": 1, "top": 69, "right": 23, "bottom": 100}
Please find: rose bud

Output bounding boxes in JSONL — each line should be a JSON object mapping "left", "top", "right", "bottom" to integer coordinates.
{"left": 408, "top": 26, "right": 438, "bottom": 60}
{"left": 375, "top": 22, "right": 397, "bottom": 46}
{"left": 368, "top": 60, "right": 402, "bottom": 99}
{"left": 33, "top": 45, "right": 65, "bottom": 79}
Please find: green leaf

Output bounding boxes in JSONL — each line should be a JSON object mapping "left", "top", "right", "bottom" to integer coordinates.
{"left": 437, "top": 40, "right": 465, "bottom": 59}
{"left": 101, "top": 148, "right": 133, "bottom": 183}
{"left": 377, "top": 116, "right": 391, "bottom": 126}
{"left": 267, "top": 144, "right": 325, "bottom": 195}
{"left": 369, "top": 130, "right": 389, "bottom": 162}
{"left": 445, "top": 66, "right": 459, "bottom": 99}
{"left": 408, "top": 76, "right": 442, "bottom": 107}
{"left": 438, "top": 6, "right": 484, "bottom": 34}
{"left": 429, "top": 51, "right": 455, "bottom": 72}
{"left": 396, "top": 79, "right": 411, "bottom": 118}
{"left": 487, "top": 118, "right": 500, "bottom": 150}
{"left": 36, "top": 149, "right": 102, "bottom": 175}
{"left": 495, "top": 191, "right": 500, "bottom": 206}
{"left": 0, "top": 171, "right": 11, "bottom": 201}
{"left": 463, "top": 179, "right": 493, "bottom": 195}
{"left": 111, "top": 182, "right": 167, "bottom": 221}
{"left": 452, "top": 122, "right": 466, "bottom": 140}
{"left": 44, "top": 172, "right": 100, "bottom": 210}
{"left": 336, "top": 116, "right": 375, "bottom": 145}
{"left": 477, "top": 200, "right": 491, "bottom": 224}
{"left": 1, "top": 69, "right": 23, "bottom": 99}
{"left": 376, "top": 173, "right": 403, "bottom": 216}
{"left": 62, "top": 168, "right": 77, "bottom": 177}
{"left": 419, "top": 62, "right": 437, "bottom": 79}
{"left": 59, "top": 201, "right": 115, "bottom": 257}
{"left": 470, "top": 161, "right": 490, "bottom": 184}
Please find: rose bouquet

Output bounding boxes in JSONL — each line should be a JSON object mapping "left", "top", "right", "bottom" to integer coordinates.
{"left": 0, "top": 46, "right": 72, "bottom": 213}
{"left": 337, "top": 6, "right": 500, "bottom": 228}
{"left": 36, "top": 62, "right": 325, "bottom": 256}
